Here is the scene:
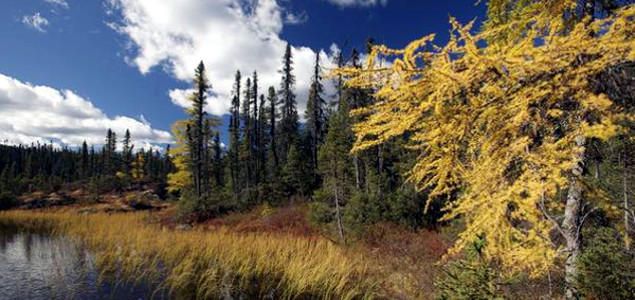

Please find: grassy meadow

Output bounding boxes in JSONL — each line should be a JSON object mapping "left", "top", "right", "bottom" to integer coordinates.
{"left": 0, "top": 210, "right": 380, "bottom": 300}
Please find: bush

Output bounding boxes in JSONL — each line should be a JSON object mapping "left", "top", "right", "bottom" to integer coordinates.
{"left": 577, "top": 227, "right": 635, "bottom": 300}
{"left": 0, "top": 193, "right": 16, "bottom": 210}
{"left": 435, "top": 237, "right": 505, "bottom": 300}
{"left": 308, "top": 201, "right": 333, "bottom": 225}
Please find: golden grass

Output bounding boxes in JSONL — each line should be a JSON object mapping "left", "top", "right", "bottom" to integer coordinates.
{"left": 0, "top": 210, "right": 379, "bottom": 299}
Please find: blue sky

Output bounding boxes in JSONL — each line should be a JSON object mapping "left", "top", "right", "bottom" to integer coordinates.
{"left": 0, "top": 0, "right": 485, "bottom": 148}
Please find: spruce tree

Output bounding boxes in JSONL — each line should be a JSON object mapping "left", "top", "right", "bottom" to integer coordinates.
{"left": 80, "top": 141, "right": 89, "bottom": 179}
{"left": 122, "top": 129, "right": 133, "bottom": 178}
{"left": 182, "top": 61, "right": 217, "bottom": 207}
{"left": 213, "top": 132, "right": 222, "bottom": 188}
{"left": 241, "top": 77, "right": 253, "bottom": 192}
{"left": 278, "top": 43, "right": 299, "bottom": 163}
{"left": 257, "top": 93, "right": 268, "bottom": 182}
{"left": 89, "top": 145, "right": 96, "bottom": 177}
{"left": 305, "top": 52, "right": 327, "bottom": 177}
{"left": 316, "top": 99, "right": 354, "bottom": 240}
{"left": 251, "top": 71, "right": 260, "bottom": 186}
{"left": 229, "top": 70, "right": 241, "bottom": 193}
{"left": 104, "top": 129, "right": 118, "bottom": 175}
{"left": 267, "top": 86, "right": 279, "bottom": 170}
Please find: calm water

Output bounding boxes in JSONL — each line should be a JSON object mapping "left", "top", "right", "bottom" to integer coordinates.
{"left": 0, "top": 228, "right": 164, "bottom": 300}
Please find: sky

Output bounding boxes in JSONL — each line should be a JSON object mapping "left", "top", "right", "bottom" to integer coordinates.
{"left": 0, "top": 0, "right": 486, "bottom": 150}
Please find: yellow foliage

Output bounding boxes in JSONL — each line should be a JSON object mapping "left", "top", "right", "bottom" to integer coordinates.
{"left": 131, "top": 153, "right": 145, "bottom": 181}
{"left": 338, "top": 2, "right": 635, "bottom": 277}
{"left": 167, "top": 119, "right": 192, "bottom": 193}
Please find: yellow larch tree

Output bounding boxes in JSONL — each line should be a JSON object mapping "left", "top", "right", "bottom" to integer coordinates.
{"left": 131, "top": 152, "right": 146, "bottom": 181}
{"left": 167, "top": 119, "right": 193, "bottom": 194}
{"left": 338, "top": 1, "right": 634, "bottom": 297}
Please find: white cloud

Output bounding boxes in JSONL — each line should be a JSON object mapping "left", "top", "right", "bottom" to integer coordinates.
{"left": 105, "top": 0, "right": 337, "bottom": 120}
{"left": 285, "top": 11, "right": 308, "bottom": 25}
{"left": 44, "top": 0, "right": 69, "bottom": 9}
{"left": 323, "top": 0, "right": 388, "bottom": 8}
{"left": 0, "top": 73, "right": 172, "bottom": 150}
{"left": 22, "top": 13, "right": 50, "bottom": 32}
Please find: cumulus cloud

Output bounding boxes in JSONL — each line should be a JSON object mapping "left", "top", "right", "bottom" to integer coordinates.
{"left": 323, "top": 0, "right": 388, "bottom": 8}
{"left": 44, "top": 0, "right": 69, "bottom": 9}
{"left": 285, "top": 11, "right": 308, "bottom": 25}
{"left": 22, "top": 13, "right": 50, "bottom": 32}
{"left": 0, "top": 73, "right": 172, "bottom": 150}
{"left": 105, "top": 0, "right": 337, "bottom": 120}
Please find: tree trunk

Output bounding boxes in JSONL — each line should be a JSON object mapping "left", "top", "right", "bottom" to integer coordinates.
{"left": 594, "top": 159, "right": 600, "bottom": 181}
{"left": 334, "top": 185, "right": 344, "bottom": 241}
{"left": 562, "top": 136, "right": 586, "bottom": 300}
{"left": 623, "top": 154, "right": 630, "bottom": 234}
{"left": 354, "top": 156, "right": 361, "bottom": 189}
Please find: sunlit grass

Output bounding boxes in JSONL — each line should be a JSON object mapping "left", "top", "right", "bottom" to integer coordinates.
{"left": 0, "top": 211, "right": 379, "bottom": 299}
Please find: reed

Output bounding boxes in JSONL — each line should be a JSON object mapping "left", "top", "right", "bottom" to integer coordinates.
{"left": 0, "top": 211, "right": 379, "bottom": 299}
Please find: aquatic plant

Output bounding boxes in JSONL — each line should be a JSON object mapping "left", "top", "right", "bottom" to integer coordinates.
{"left": 0, "top": 211, "right": 378, "bottom": 299}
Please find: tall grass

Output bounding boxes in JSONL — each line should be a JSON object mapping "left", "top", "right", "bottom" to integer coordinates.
{"left": 0, "top": 211, "right": 379, "bottom": 299}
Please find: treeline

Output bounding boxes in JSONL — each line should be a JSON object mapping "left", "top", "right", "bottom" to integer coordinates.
{"left": 169, "top": 43, "right": 438, "bottom": 230}
{"left": 0, "top": 129, "right": 173, "bottom": 208}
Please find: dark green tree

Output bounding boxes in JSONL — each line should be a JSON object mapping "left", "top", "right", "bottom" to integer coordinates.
{"left": 122, "top": 129, "right": 134, "bottom": 179}
{"left": 229, "top": 70, "right": 241, "bottom": 193}
{"left": 185, "top": 61, "right": 215, "bottom": 206}
{"left": 305, "top": 52, "right": 327, "bottom": 180}
{"left": 278, "top": 43, "right": 300, "bottom": 163}
{"left": 314, "top": 99, "right": 354, "bottom": 240}
{"left": 80, "top": 141, "right": 89, "bottom": 179}
{"left": 267, "top": 86, "right": 279, "bottom": 171}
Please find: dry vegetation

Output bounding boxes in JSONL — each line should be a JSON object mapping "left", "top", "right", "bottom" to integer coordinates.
{"left": 0, "top": 209, "right": 380, "bottom": 299}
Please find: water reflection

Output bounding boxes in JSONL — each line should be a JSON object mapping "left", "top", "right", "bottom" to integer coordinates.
{"left": 0, "top": 228, "right": 165, "bottom": 300}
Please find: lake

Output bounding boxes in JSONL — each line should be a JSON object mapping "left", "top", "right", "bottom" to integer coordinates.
{"left": 0, "top": 228, "right": 165, "bottom": 300}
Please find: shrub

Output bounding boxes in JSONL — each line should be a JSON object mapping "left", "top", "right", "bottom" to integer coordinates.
{"left": 0, "top": 192, "right": 16, "bottom": 210}
{"left": 577, "top": 227, "right": 635, "bottom": 300}
{"left": 435, "top": 237, "right": 505, "bottom": 300}
{"left": 308, "top": 201, "right": 333, "bottom": 225}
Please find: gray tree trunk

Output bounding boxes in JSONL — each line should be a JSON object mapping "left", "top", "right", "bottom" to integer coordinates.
{"left": 562, "top": 136, "right": 586, "bottom": 300}
{"left": 334, "top": 185, "right": 344, "bottom": 241}
{"left": 354, "top": 156, "right": 361, "bottom": 189}
{"left": 623, "top": 155, "right": 630, "bottom": 233}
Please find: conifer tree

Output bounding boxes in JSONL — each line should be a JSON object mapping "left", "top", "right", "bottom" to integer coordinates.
{"left": 89, "top": 145, "right": 96, "bottom": 177}
{"left": 188, "top": 61, "right": 210, "bottom": 202}
{"left": 305, "top": 52, "right": 327, "bottom": 177}
{"left": 104, "top": 129, "right": 118, "bottom": 175}
{"left": 229, "top": 70, "right": 241, "bottom": 193}
{"left": 167, "top": 61, "right": 220, "bottom": 214}
{"left": 122, "top": 129, "right": 133, "bottom": 178}
{"left": 257, "top": 93, "right": 268, "bottom": 181}
{"left": 282, "top": 143, "right": 311, "bottom": 198}
{"left": 317, "top": 99, "right": 354, "bottom": 240}
{"left": 267, "top": 86, "right": 279, "bottom": 170}
{"left": 213, "top": 132, "right": 222, "bottom": 188}
{"left": 80, "top": 141, "right": 89, "bottom": 179}
{"left": 346, "top": 48, "right": 366, "bottom": 190}
{"left": 241, "top": 77, "right": 253, "bottom": 191}
{"left": 252, "top": 71, "right": 260, "bottom": 186}
{"left": 278, "top": 43, "right": 300, "bottom": 163}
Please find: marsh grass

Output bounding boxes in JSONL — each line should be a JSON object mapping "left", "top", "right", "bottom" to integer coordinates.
{"left": 0, "top": 211, "right": 379, "bottom": 299}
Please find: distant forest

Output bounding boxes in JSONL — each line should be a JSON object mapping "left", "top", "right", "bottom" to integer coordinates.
{"left": 0, "top": 131, "right": 173, "bottom": 206}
